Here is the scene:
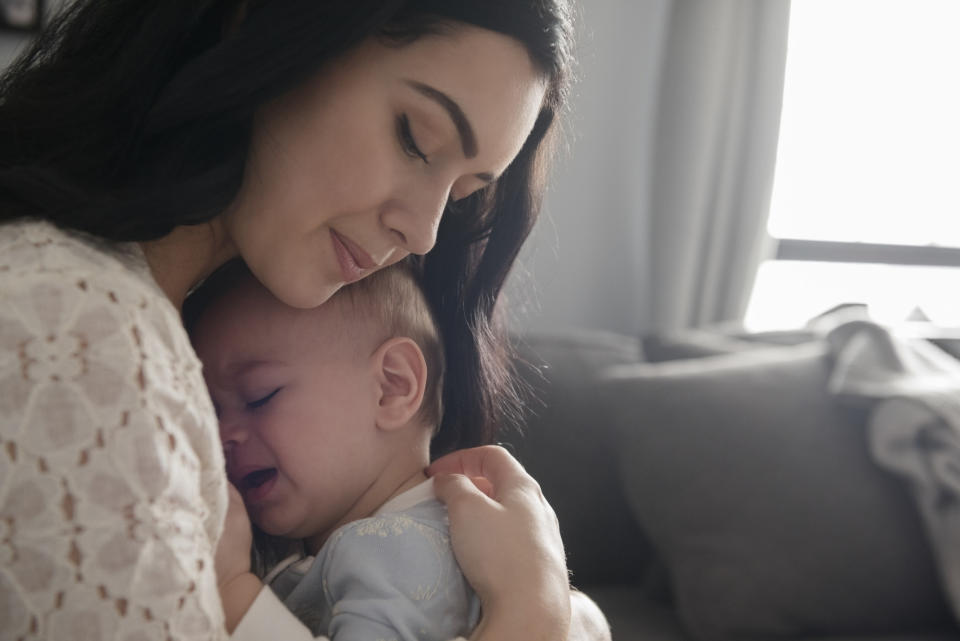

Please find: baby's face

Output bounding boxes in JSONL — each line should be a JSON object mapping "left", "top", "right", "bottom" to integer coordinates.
{"left": 192, "top": 280, "right": 384, "bottom": 542}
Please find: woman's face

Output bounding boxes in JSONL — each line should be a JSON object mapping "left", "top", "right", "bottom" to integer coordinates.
{"left": 222, "top": 25, "right": 547, "bottom": 309}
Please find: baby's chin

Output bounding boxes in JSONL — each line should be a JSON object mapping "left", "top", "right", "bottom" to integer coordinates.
{"left": 247, "top": 504, "right": 291, "bottom": 537}
{"left": 252, "top": 512, "right": 317, "bottom": 542}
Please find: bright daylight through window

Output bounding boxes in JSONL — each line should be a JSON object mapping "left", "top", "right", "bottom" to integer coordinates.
{"left": 744, "top": 0, "right": 960, "bottom": 331}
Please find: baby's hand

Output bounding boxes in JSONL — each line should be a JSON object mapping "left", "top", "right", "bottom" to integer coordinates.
{"left": 215, "top": 482, "right": 253, "bottom": 586}
{"left": 214, "top": 483, "right": 264, "bottom": 632}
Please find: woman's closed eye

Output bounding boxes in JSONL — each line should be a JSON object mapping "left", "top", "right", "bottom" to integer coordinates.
{"left": 247, "top": 388, "right": 281, "bottom": 410}
{"left": 396, "top": 114, "right": 429, "bottom": 164}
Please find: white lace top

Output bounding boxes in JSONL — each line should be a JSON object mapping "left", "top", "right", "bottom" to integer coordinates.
{"left": 0, "top": 220, "right": 228, "bottom": 640}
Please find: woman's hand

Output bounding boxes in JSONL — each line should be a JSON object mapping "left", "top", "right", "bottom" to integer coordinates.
{"left": 214, "top": 482, "right": 262, "bottom": 633}
{"left": 427, "top": 445, "right": 572, "bottom": 641}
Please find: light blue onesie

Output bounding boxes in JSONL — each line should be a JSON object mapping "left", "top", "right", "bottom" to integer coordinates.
{"left": 266, "top": 480, "right": 481, "bottom": 641}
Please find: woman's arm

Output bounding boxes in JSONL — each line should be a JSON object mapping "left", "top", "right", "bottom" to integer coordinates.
{"left": 0, "top": 256, "right": 228, "bottom": 638}
{"left": 428, "top": 446, "right": 612, "bottom": 641}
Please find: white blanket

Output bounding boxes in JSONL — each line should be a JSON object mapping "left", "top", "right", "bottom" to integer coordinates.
{"left": 827, "top": 319, "right": 960, "bottom": 623}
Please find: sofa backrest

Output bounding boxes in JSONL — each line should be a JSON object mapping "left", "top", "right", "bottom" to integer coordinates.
{"left": 506, "top": 329, "right": 658, "bottom": 589}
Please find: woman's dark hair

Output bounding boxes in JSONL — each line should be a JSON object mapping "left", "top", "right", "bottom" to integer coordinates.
{"left": 0, "top": 1, "right": 575, "bottom": 455}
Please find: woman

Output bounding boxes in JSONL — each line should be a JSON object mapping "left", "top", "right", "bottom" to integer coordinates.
{"left": 0, "top": 1, "right": 606, "bottom": 639}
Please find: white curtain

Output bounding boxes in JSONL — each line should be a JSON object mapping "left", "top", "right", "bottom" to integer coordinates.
{"left": 647, "top": 0, "right": 791, "bottom": 331}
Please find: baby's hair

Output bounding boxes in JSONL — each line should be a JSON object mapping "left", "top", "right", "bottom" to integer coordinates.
{"left": 183, "top": 257, "right": 445, "bottom": 429}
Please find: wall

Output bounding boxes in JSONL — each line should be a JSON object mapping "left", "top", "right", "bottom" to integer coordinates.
{"left": 505, "top": 0, "right": 670, "bottom": 336}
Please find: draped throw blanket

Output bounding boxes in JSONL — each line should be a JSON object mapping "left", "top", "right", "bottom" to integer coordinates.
{"left": 827, "top": 319, "right": 960, "bottom": 623}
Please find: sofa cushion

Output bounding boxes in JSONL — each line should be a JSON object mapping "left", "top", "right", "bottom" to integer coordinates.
{"left": 642, "top": 326, "right": 817, "bottom": 363}
{"left": 506, "top": 329, "right": 656, "bottom": 588}
{"left": 602, "top": 343, "right": 955, "bottom": 641}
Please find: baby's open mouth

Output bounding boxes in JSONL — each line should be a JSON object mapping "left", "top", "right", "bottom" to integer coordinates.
{"left": 241, "top": 468, "right": 277, "bottom": 491}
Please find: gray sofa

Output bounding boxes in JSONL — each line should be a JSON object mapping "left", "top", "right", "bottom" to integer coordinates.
{"left": 503, "top": 327, "right": 960, "bottom": 641}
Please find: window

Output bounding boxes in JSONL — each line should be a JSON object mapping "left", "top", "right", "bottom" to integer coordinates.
{"left": 744, "top": 0, "right": 960, "bottom": 331}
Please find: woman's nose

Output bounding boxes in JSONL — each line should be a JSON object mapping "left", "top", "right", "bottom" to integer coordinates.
{"left": 382, "top": 182, "right": 450, "bottom": 256}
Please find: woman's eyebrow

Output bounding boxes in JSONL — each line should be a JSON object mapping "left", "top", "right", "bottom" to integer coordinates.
{"left": 404, "top": 79, "right": 478, "bottom": 159}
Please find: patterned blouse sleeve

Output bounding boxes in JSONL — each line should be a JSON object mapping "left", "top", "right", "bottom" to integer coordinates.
{"left": 0, "top": 231, "right": 228, "bottom": 640}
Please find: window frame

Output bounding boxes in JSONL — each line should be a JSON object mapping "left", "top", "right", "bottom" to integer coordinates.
{"left": 774, "top": 239, "right": 960, "bottom": 269}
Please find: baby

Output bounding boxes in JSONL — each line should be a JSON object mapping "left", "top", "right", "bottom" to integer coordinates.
{"left": 187, "top": 259, "right": 480, "bottom": 640}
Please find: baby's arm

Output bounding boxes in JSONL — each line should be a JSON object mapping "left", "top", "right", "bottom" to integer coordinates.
{"left": 215, "top": 483, "right": 264, "bottom": 633}
{"left": 215, "top": 484, "right": 330, "bottom": 641}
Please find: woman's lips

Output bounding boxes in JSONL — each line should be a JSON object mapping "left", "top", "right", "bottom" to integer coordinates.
{"left": 331, "top": 230, "right": 375, "bottom": 284}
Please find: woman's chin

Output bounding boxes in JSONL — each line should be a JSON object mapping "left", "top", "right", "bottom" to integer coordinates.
{"left": 248, "top": 260, "right": 342, "bottom": 310}
{"left": 274, "top": 281, "right": 342, "bottom": 310}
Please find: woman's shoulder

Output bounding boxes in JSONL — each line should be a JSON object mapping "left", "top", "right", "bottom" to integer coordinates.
{"left": 0, "top": 216, "right": 220, "bottom": 474}
{"left": 0, "top": 218, "right": 153, "bottom": 288}
{"left": 0, "top": 217, "right": 196, "bottom": 379}
{"left": 0, "top": 219, "right": 227, "bottom": 573}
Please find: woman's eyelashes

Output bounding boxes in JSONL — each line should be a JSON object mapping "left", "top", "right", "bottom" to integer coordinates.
{"left": 246, "top": 387, "right": 282, "bottom": 411}
{"left": 396, "top": 114, "right": 429, "bottom": 164}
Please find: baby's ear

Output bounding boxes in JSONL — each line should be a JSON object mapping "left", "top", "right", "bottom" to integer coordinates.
{"left": 372, "top": 337, "right": 427, "bottom": 431}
